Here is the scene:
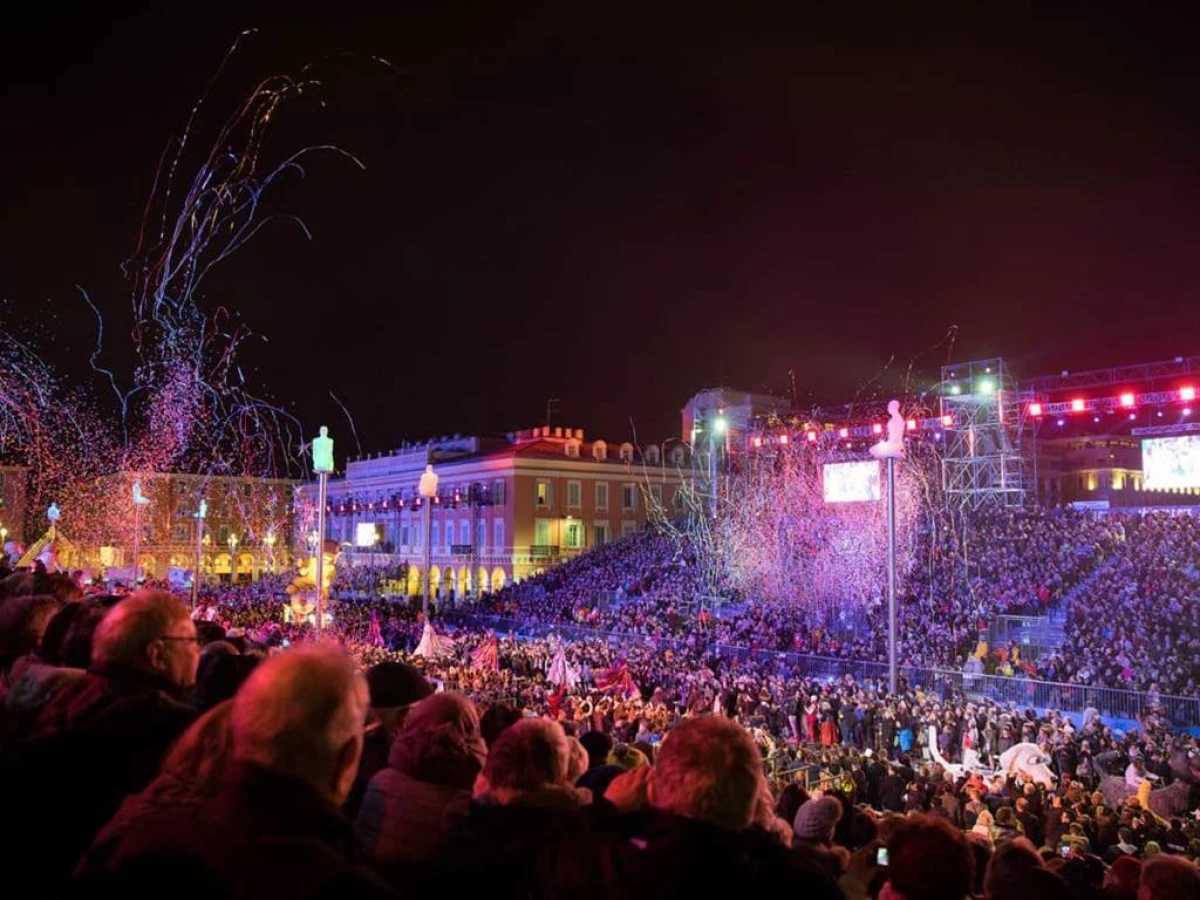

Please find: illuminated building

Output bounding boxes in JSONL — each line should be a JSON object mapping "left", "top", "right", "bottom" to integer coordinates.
{"left": 68, "top": 472, "right": 298, "bottom": 582}
{"left": 300, "top": 426, "right": 687, "bottom": 598}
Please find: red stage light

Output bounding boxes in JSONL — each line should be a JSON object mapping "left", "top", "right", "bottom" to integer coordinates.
{"left": 1119, "top": 392, "right": 1135, "bottom": 408}
{"left": 872, "top": 423, "right": 883, "bottom": 434}
{"left": 806, "top": 431, "right": 817, "bottom": 443}
{"left": 1181, "top": 386, "right": 1197, "bottom": 402}
{"left": 1071, "top": 398, "right": 1085, "bottom": 412}
{"left": 1029, "top": 402, "right": 1043, "bottom": 417}
{"left": 941, "top": 415, "right": 952, "bottom": 427}
{"left": 778, "top": 434, "right": 789, "bottom": 445}
{"left": 906, "top": 419, "right": 917, "bottom": 431}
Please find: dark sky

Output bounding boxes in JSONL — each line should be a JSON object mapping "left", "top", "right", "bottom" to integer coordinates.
{"left": 4, "top": 3, "right": 1199, "bottom": 454}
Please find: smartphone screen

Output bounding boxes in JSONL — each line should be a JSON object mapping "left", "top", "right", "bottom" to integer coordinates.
{"left": 876, "top": 847, "right": 889, "bottom": 866}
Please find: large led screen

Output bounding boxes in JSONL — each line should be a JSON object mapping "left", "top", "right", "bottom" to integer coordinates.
{"left": 822, "top": 460, "right": 882, "bottom": 503}
{"left": 1142, "top": 435, "right": 1200, "bottom": 491}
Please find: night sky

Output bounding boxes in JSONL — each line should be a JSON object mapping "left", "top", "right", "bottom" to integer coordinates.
{"left": 4, "top": 4, "right": 1199, "bottom": 455}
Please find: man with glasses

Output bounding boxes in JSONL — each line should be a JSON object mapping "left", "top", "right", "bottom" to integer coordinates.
{"left": 1, "top": 589, "right": 199, "bottom": 889}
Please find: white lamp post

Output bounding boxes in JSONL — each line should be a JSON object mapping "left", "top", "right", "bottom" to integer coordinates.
{"left": 191, "top": 499, "right": 207, "bottom": 610}
{"left": 418, "top": 463, "right": 438, "bottom": 621}
{"left": 228, "top": 534, "right": 238, "bottom": 582}
{"left": 132, "top": 480, "right": 150, "bottom": 584}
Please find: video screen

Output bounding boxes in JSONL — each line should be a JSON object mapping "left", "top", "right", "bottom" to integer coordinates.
{"left": 355, "top": 522, "right": 380, "bottom": 547}
{"left": 823, "top": 460, "right": 882, "bottom": 503}
{"left": 1142, "top": 435, "right": 1200, "bottom": 490}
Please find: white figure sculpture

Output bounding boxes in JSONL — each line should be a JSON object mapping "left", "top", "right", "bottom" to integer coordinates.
{"left": 418, "top": 464, "right": 438, "bottom": 498}
{"left": 132, "top": 481, "right": 151, "bottom": 505}
{"left": 312, "top": 426, "right": 335, "bottom": 474}
{"left": 869, "top": 400, "right": 906, "bottom": 459}
{"left": 47, "top": 503, "right": 61, "bottom": 523}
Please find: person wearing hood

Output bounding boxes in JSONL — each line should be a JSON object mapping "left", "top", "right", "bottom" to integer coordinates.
{"left": 357, "top": 691, "right": 487, "bottom": 883}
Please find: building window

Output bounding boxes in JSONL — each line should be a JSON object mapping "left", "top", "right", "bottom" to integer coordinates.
{"left": 142, "top": 524, "right": 153, "bottom": 543}
{"left": 401, "top": 525, "right": 410, "bottom": 547}
{"left": 493, "top": 481, "right": 506, "bottom": 506}
{"left": 619, "top": 443, "right": 634, "bottom": 463}
{"left": 567, "top": 480, "right": 581, "bottom": 508}
{"left": 431, "top": 522, "right": 440, "bottom": 547}
{"left": 534, "top": 519, "right": 552, "bottom": 547}
{"left": 460, "top": 521, "right": 470, "bottom": 545}
{"left": 494, "top": 519, "right": 504, "bottom": 550}
{"left": 595, "top": 482, "right": 609, "bottom": 510}
{"left": 172, "top": 524, "right": 189, "bottom": 543}
{"left": 592, "top": 440, "right": 607, "bottom": 461}
{"left": 622, "top": 483, "right": 637, "bottom": 511}
{"left": 565, "top": 521, "right": 583, "bottom": 549}
{"left": 621, "top": 521, "right": 637, "bottom": 538}
{"left": 477, "top": 520, "right": 486, "bottom": 548}
{"left": 673, "top": 488, "right": 685, "bottom": 511}
{"left": 650, "top": 484, "right": 663, "bottom": 507}
{"left": 565, "top": 440, "right": 580, "bottom": 458}
{"left": 446, "top": 523, "right": 454, "bottom": 548}
{"left": 536, "top": 480, "right": 552, "bottom": 507}
{"left": 593, "top": 522, "right": 610, "bottom": 546}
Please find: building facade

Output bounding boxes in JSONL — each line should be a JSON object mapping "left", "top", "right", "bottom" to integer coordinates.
{"left": 0, "top": 464, "right": 28, "bottom": 551}
{"left": 299, "top": 426, "right": 687, "bottom": 598}
{"left": 62, "top": 471, "right": 299, "bottom": 582}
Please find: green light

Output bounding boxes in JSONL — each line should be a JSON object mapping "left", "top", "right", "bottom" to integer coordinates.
{"left": 978, "top": 379, "right": 995, "bottom": 395}
{"left": 949, "top": 384, "right": 961, "bottom": 396}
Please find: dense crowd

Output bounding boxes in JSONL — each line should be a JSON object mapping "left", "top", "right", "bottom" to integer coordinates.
{"left": 0, "top": 571, "right": 1197, "bottom": 899}
{"left": 323, "top": 509, "right": 1190, "bottom": 694}
{"left": 1035, "top": 513, "right": 1200, "bottom": 695}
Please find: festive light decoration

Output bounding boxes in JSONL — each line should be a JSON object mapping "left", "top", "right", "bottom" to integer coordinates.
{"left": 0, "top": 35, "right": 365, "bottom": 553}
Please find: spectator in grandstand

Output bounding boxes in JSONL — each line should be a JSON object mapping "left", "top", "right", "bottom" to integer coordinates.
{"left": 78, "top": 645, "right": 394, "bottom": 898}
{"left": 357, "top": 691, "right": 487, "bottom": 883}
{"left": 1, "top": 590, "right": 199, "bottom": 888}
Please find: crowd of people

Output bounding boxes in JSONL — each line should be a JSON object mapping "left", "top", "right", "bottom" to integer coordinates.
{"left": 1, "top": 503, "right": 1198, "bottom": 898}
{"left": 1034, "top": 513, "right": 1200, "bottom": 695}
{"left": 0, "top": 568, "right": 1197, "bottom": 898}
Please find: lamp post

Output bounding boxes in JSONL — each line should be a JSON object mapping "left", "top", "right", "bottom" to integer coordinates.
{"left": 191, "top": 499, "right": 207, "bottom": 610}
{"left": 418, "top": 463, "right": 438, "bottom": 621}
{"left": 132, "top": 480, "right": 150, "bottom": 584}
{"left": 311, "top": 426, "right": 335, "bottom": 639}
{"left": 709, "top": 413, "right": 728, "bottom": 519}
{"left": 228, "top": 534, "right": 238, "bottom": 583}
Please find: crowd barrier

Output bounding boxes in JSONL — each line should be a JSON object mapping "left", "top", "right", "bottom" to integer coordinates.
{"left": 437, "top": 612, "right": 1200, "bottom": 728}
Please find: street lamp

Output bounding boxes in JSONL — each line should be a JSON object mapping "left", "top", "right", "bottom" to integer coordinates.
{"left": 418, "top": 463, "right": 438, "bottom": 621}
{"left": 228, "top": 534, "right": 238, "bottom": 582}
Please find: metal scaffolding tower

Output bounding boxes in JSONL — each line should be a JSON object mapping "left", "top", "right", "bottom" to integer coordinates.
{"left": 940, "top": 358, "right": 1027, "bottom": 508}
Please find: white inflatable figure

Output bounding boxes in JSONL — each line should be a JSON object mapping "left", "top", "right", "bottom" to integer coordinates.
{"left": 418, "top": 464, "right": 438, "bottom": 499}
{"left": 869, "top": 400, "right": 906, "bottom": 460}
{"left": 414, "top": 620, "right": 454, "bottom": 659}
{"left": 132, "top": 481, "right": 151, "bottom": 505}
{"left": 548, "top": 642, "right": 579, "bottom": 689}
{"left": 998, "top": 743, "right": 1058, "bottom": 789}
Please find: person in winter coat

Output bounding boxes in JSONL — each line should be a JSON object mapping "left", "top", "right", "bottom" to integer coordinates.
{"left": 356, "top": 691, "right": 487, "bottom": 882}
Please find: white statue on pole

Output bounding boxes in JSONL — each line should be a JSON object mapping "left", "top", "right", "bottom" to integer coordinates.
{"left": 869, "top": 400, "right": 906, "bottom": 459}
{"left": 418, "top": 464, "right": 438, "bottom": 498}
{"left": 132, "top": 481, "right": 151, "bottom": 505}
{"left": 47, "top": 503, "right": 62, "bottom": 524}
